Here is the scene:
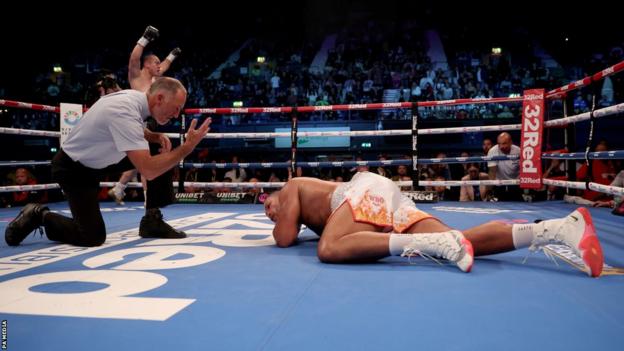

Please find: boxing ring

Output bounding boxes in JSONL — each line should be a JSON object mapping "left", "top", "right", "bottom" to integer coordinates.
{"left": 0, "top": 61, "right": 623, "bottom": 350}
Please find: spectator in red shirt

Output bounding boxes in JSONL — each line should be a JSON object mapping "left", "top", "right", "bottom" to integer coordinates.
{"left": 9, "top": 168, "right": 48, "bottom": 207}
{"left": 576, "top": 141, "right": 616, "bottom": 201}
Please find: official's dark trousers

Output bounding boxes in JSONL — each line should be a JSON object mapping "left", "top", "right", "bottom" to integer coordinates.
{"left": 43, "top": 147, "right": 174, "bottom": 247}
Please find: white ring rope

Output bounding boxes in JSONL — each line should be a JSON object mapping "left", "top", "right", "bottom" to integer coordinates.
{"left": 542, "top": 150, "right": 624, "bottom": 160}
{"left": 588, "top": 182, "right": 624, "bottom": 197}
{"left": 417, "top": 179, "right": 520, "bottom": 186}
{"left": 543, "top": 102, "right": 624, "bottom": 128}
{"left": 3, "top": 179, "right": 622, "bottom": 196}
{"left": 6, "top": 150, "right": 624, "bottom": 171}
{"left": 0, "top": 161, "right": 52, "bottom": 167}
{"left": 0, "top": 127, "right": 60, "bottom": 138}
{"left": 2, "top": 102, "right": 622, "bottom": 140}
{"left": 542, "top": 179, "right": 624, "bottom": 196}
{"left": 0, "top": 183, "right": 61, "bottom": 192}
{"left": 2, "top": 88, "right": 622, "bottom": 198}
{"left": 182, "top": 155, "right": 517, "bottom": 169}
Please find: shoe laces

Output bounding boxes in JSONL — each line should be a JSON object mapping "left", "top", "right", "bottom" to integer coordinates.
{"left": 401, "top": 247, "right": 444, "bottom": 266}
{"left": 524, "top": 231, "right": 552, "bottom": 264}
{"left": 401, "top": 234, "right": 461, "bottom": 264}
{"left": 522, "top": 244, "right": 561, "bottom": 268}
{"left": 524, "top": 222, "right": 562, "bottom": 266}
{"left": 528, "top": 222, "right": 564, "bottom": 251}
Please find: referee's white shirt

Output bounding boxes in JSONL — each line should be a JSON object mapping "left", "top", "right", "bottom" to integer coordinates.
{"left": 487, "top": 144, "right": 520, "bottom": 180}
{"left": 63, "top": 90, "right": 150, "bottom": 169}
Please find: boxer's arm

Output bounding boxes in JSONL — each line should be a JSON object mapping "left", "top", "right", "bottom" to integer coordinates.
{"left": 128, "top": 45, "right": 144, "bottom": 82}
{"left": 160, "top": 48, "right": 181, "bottom": 75}
{"left": 272, "top": 185, "right": 301, "bottom": 248}
{"left": 129, "top": 26, "right": 159, "bottom": 82}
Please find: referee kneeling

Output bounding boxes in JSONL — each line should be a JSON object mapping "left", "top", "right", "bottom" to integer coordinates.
{"left": 5, "top": 77, "right": 210, "bottom": 247}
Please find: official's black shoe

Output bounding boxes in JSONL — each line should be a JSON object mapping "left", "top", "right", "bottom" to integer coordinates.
{"left": 5, "top": 203, "right": 49, "bottom": 246}
{"left": 139, "top": 208, "right": 186, "bottom": 239}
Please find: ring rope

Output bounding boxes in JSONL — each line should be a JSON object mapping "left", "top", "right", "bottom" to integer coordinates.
{"left": 1, "top": 59, "right": 622, "bottom": 116}
{"left": 542, "top": 150, "right": 624, "bottom": 160}
{"left": 4, "top": 150, "right": 620, "bottom": 171}
{"left": 0, "top": 160, "right": 52, "bottom": 167}
{"left": 183, "top": 156, "right": 517, "bottom": 169}
{"left": 546, "top": 60, "right": 624, "bottom": 99}
{"left": 2, "top": 179, "right": 622, "bottom": 196}
{"left": 1, "top": 102, "right": 621, "bottom": 140}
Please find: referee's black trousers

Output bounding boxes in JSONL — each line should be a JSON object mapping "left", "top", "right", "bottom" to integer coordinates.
{"left": 43, "top": 148, "right": 175, "bottom": 247}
